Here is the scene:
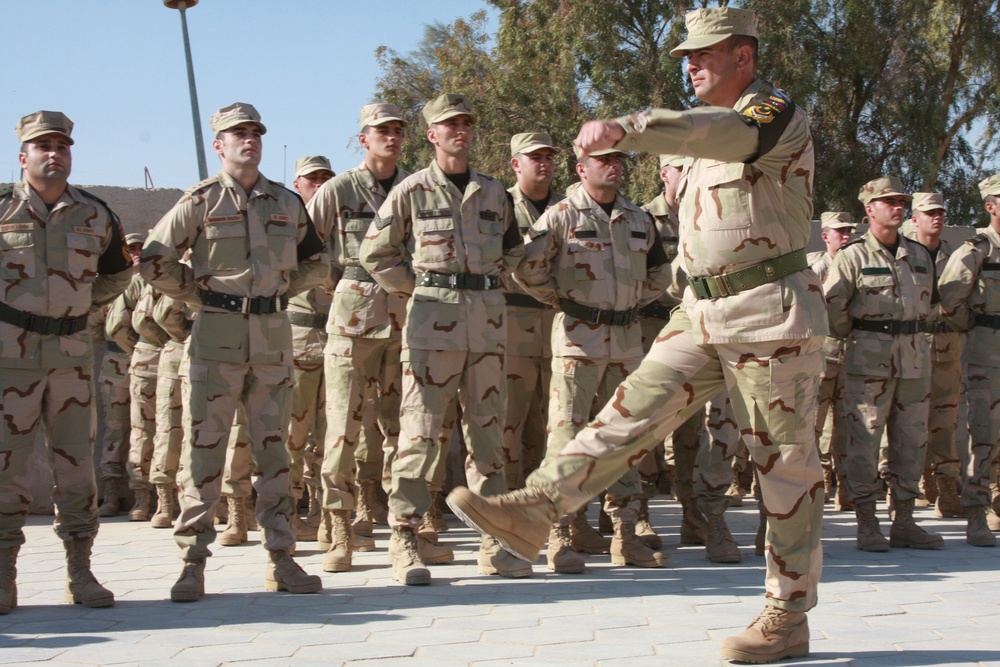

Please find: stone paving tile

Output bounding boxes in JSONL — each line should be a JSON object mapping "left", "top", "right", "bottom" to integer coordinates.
{"left": 174, "top": 641, "right": 297, "bottom": 663}
{"left": 296, "top": 640, "right": 417, "bottom": 661}
{"left": 536, "top": 639, "right": 655, "bottom": 661}
{"left": 48, "top": 641, "right": 181, "bottom": 664}
{"left": 417, "top": 640, "right": 535, "bottom": 661}
{"left": 254, "top": 626, "right": 370, "bottom": 646}
{"left": 138, "top": 627, "right": 260, "bottom": 647}
{"left": 225, "top": 659, "right": 343, "bottom": 667}
{"left": 481, "top": 624, "right": 594, "bottom": 645}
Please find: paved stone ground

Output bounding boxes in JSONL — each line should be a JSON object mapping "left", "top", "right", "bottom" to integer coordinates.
{"left": 2, "top": 497, "right": 999, "bottom": 667}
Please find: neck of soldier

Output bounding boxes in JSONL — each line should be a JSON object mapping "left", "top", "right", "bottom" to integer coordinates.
{"left": 27, "top": 176, "right": 67, "bottom": 205}
{"left": 990, "top": 214, "right": 1000, "bottom": 237}
{"left": 662, "top": 190, "right": 679, "bottom": 215}
{"left": 365, "top": 153, "right": 398, "bottom": 181}
{"left": 518, "top": 180, "right": 549, "bottom": 201}
{"left": 584, "top": 181, "right": 617, "bottom": 206}
{"left": 915, "top": 229, "right": 940, "bottom": 250}
{"left": 869, "top": 223, "right": 899, "bottom": 248}
{"left": 223, "top": 163, "right": 260, "bottom": 195}
{"left": 436, "top": 152, "right": 468, "bottom": 176}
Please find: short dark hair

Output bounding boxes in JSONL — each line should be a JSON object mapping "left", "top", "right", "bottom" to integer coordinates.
{"left": 727, "top": 35, "right": 758, "bottom": 69}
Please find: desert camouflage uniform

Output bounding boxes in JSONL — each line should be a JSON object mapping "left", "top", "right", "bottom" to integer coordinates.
{"left": 809, "top": 251, "right": 849, "bottom": 477}
{"left": 824, "top": 232, "right": 934, "bottom": 504}
{"left": 0, "top": 180, "right": 131, "bottom": 548}
{"left": 361, "top": 160, "right": 524, "bottom": 520}
{"left": 307, "top": 163, "right": 411, "bottom": 511}
{"left": 526, "top": 79, "right": 827, "bottom": 611}
{"left": 150, "top": 293, "right": 191, "bottom": 487}
{"left": 140, "top": 170, "right": 326, "bottom": 560}
{"left": 90, "top": 306, "right": 131, "bottom": 485}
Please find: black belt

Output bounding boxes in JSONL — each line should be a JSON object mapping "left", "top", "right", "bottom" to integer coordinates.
{"left": 974, "top": 314, "right": 1000, "bottom": 330}
{"left": 924, "top": 321, "right": 953, "bottom": 334}
{"left": 417, "top": 272, "right": 500, "bottom": 291}
{"left": 504, "top": 293, "right": 546, "bottom": 309}
{"left": 105, "top": 340, "right": 124, "bottom": 353}
{"left": 198, "top": 289, "right": 288, "bottom": 315}
{"left": 342, "top": 265, "right": 375, "bottom": 283}
{"left": 852, "top": 318, "right": 928, "bottom": 335}
{"left": 288, "top": 311, "right": 328, "bottom": 329}
{"left": 559, "top": 298, "right": 639, "bottom": 326}
{"left": 0, "top": 301, "right": 88, "bottom": 336}
{"left": 638, "top": 302, "right": 672, "bottom": 321}
{"left": 689, "top": 248, "right": 808, "bottom": 300}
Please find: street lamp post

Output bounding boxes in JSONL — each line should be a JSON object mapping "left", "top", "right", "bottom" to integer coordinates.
{"left": 164, "top": 0, "right": 208, "bottom": 181}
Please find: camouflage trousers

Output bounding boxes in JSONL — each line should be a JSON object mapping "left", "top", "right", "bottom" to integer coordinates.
{"left": 128, "top": 372, "right": 157, "bottom": 491}
{"left": 175, "top": 360, "right": 295, "bottom": 559}
{"left": 815, "top": 359, "right": 847, "bottom": 472}
{"left": 526, "top": 309, "right": 825, "bottom": 612}
{"left": 150, "top": 342, "right": 185, "bottom": 486}
{"left": 668, "top": 410, "right": 705, "bottom": 504}
{"left": 97, "top": 351, "right": 131, "bottom": 480}
{"left": 842, "top": 373, "right": 929, "bottom": 504}
{"left": 323, "top": 335, "right": 401, "bottom": 511}
{"left": 392, "top": 348, "right": 506, "bottom": 520}
{"left": 696, "top": 389, "right": 740, "bottom": 514}
{"left": 289, "top": 358, "right": 325, "bottom": 500}
{"left": 0, "top": 366, "right": 99, "bottom": 549}
{"left": 926, "top": 358, "right": 962, "bottom": 479}
{"left": 502, "top": 352, "right": 550, "bottom": 490}
{"left": 961, "top": 363, "right": 1000, "bottom": 507}
{"left": 222, "top": 404, "right": 255, "bottom": 498}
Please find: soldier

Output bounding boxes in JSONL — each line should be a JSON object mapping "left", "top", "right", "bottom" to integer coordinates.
{"left": 937, "top": 173, "right": 1000, "bottom": 546}
{"left": 360, "top": 93, "right": 526, "bottom": 584}
{"left": 905, "top": 193, "right": 964, "bottom": 518}
{"left": 824, "top": 176, "right": 943, "bottom": 553}
{"left": 808, "top": 212, "right": 856, "bottom": 508}
{"left": 307, "top": 104, "right": 411, "bottom": 573}
{"left": 448, "top": 8, "right": 828, "bottom": 663}
{"left": 141, "top": 102, "right": 326, "bottom": 601}
{"left": 0, "top": 111, "right": 132, "bottom": 613}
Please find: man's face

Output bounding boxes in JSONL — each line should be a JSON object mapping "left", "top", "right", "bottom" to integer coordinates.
{"left": 360, "top": 121, "right": 404, "bottom": 160}
{"left": 577, "top": 154, "right": 623, "bottom": 191}
{"left": 213, "top": 123, "right": 262, "bottom": 169}
{"left": 866, "top": 196, "right": 907, "bottom": 230}
{"left": 293, "top": 170, "right": 333, "bottom": 204}
{"left": 685, "top": 41, "right": 741, "bottom": 106}
{"left": 427, "top": 115, "right": 474, "bottom": 158}
{"left": 511, "top": 148, "right": 555, "bottom": 191}
{"left": 19, "top": 134, "right": 72, "bottom": 185}
{"left": 660, "top": 165, "right": 682, "bottom": 199}
{"left": 822, "top": 227, "right": 853, "bottom": 254}
{"left": 127, "top": 243, "right": 143, "bottom": 272}
{"left": 913, "top": 208, "right": 945, "bottom": 238}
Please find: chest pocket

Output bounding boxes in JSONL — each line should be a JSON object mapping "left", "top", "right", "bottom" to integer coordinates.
{"left": 982, "top": 264, "right": 1000, "bottom": 313}
{"left": 859, "top": 272, "right": 898, "bottom": 316}
{"left": 627, "top": 225, "right": 650, "bottom": 282}
{"left": 342, "top": 212, "right": 374, "bottom": 260}
{"left": 414, "top": 212, "right": 456, "bottom": 264}
{"left": 65, "top": 231, "right": 102, "bottom": 282}
{"left": 202, "top": 220, "right": 247, "bottom": 272}
{"left": 695, "top": 161, "right": 751, "bottom": 231}
{"left": 0, "top": 230, "right": 35, "bottom": 280}
{"left": 266, "top": 221, "right": 298, "bottom": 271}
{"left": 564, "top": 227, "right": 606, "bottom": 283}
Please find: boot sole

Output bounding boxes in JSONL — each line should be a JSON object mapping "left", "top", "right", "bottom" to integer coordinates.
{"left": 322, "top": 562, "right": 352, "bottom": 572}
{"left": 446, "top": 489, "right": 543, "bottom": 562}
{"left": 707, "top": 553, "right": 743, "bottom": 564}
{"left": 857, "top": 543, "right": 890, "bottom": 552}
{"left": 264, "top": 580, "right": 322, "bottom": 593}
{"left": 150, "top": 517, "right": 173, "bottom": 529}
{"left": 719, "top": 642, "right": 809, "bottom": 663}
{"left": 170, "top": 590, "right": 203, "bottom": 602}
{"left": 610, "top": 555, "right": 667, "bottom": 568}
{"left": 65, "top": 592, "right": 115, "bottom": 608}
{"left": 394, "top": 570, "right": 430, "bottom": 585}
{"left": 478, "top": 564, "right": 533, "bottom": 578}
{"left": 888, "top": 540, "right": 944, "bottom": 550}
{"left": 572, "top": 544, "right": 610, "bottom": 555}
{"left": 0, "top": 587, "right": 16, "bottom": 614}
{"left": 547, "top": 559, "right": 585, "bottom": 574}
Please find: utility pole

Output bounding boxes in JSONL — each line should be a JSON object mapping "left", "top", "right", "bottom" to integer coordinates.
{"left": 164, "top": 0, "right": 208, "bottom": 180}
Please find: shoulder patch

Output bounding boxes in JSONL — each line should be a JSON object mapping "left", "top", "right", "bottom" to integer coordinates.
{"left": 966, "top": 233, "right": 990, "bottom": 247}
{"left": 185, "top": 175, "right": 220, "bottom": 196}
{"left": 737, "top": 82, "right": 796, "bottom": 162}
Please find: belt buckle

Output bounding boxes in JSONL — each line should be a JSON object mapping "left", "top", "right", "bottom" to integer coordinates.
{"left": 272, "top": 296, "right": 280, "bottom": 313}
{"left": 23, "top": 313, "right": 36, "bottom": 333}
{"left": 484, "top": 275, "right": 494, "bottom": 290}
{"left": 449, "top": 274, "right": 458, "bottom": 289}
{"left": 690, "top": 277, "right": 710, "bottom": 300}
{"left": 716, "top": 273, "right": 735, "bottom": 298}
{"left": 239, "top": 297, "right": 251, "bottom": 315}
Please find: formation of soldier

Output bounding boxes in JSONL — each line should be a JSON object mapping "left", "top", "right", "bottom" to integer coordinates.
{"left": 2, "top": 6, "right": 999, "bottom": 666}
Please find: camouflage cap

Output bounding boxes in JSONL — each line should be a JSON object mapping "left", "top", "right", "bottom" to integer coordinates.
{"left": 125, "top": 231, "right": 147, "bottom": 246}
{"left": 510, "top": 132, "right": 557, "bottom": 157}
{"left": 659, "top": 154, "right": 689, "bottom": 169}
{"left": 670, "top": 7, "right": 758, "bottom": 58}
{"left": 422, "top": 94, "right": 476, "bottom": 125}
{"left": 858, "top": 176, "right": 912, "bottom": 205}
{"left": 979, "top": 173, "right": 1000, "bottom": 200}
{"left": 819, "top": 211, "right": 856, "bottom": 229}
{"left": 16, "top": 110, "right": 74, "bottom": 145}
{"left": 573, "top": 144, "right": 626, "bottom": 161}
{"left": 294, "top": 156, "right": 333, "bottom": 178}
{"left": 359, "top": 103, "right": 406, "bottom": 130}
{"left": 210, "top": 102, "right": 267, "bottom": 135}
{"left": 912, "top": 192, "right": 945, "bottom": 212}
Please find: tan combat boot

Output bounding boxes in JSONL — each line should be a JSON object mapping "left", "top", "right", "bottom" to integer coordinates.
{"left": 426, "top": 490, "right": 449, "bottom": 533}
{"left": 353, "top": 480, "right": 376, "bottom": 538}
{"left": 478, "top": 534, "right": 533, "bottom": 577}
{"left": 265, "top": 550, "right": 322, "bottom": 593}
{"left": 389, "top": 524, "right": 430, "bottom": 585}
{"left": 63, "top": 537, "right": 114, "bottom": 608}
{"left": 150, "top": 484, "right": 175, "bottom": 529}
{"left": 317, "top": 510, "right": 333, "bottom": 550}
{"left": 447, "top": 486, "right": 557, "bottom": 562}
{"left": 610, "top": 506, "right": 667, "bottom": 568}
{"left": 834, "top": 474, "right": 853, "bottom": 512}
{"left": 323, "top": 510, "right": 353, "bottom": 572}
{"left": 719, "top": 607, "right": 809, "bottom": 663}
{"left": 546, "top": 523, "right": 585, "bottom": 574}
{"left": 418, "top": 529, "right": 454, "bottom": 564}
{"left": 294, "top": 514, "right": 318, "bottom": 542}
{"left": 705, "top": 511, "right": 742, "bottom": 563}
{"left": 679, "top": 498, "right": 708, "bottom": 545}
{"left": 215, "top": 494, "right": 229, "bottom": 525}
{"left": 129, "top": 487, "right": 151, "bottom": 521}
{"left": 934, "top": 475, "right": 966, "bottom": 518}
{"left": 245, "top": 495, "right": 258, "bottom": 531}
{"left": 889, "top": 497, "right": 943, "bottom": 549}
{"left": 967, "top": 505, "right": 997, "bottom": 547}
{"left": 170, "top": 558, "right": 205, "bottom": 602}
{"left": 855, "top": 500, "right": 890, "bottom": 551}
{"left": 725, "top": 480, "right": 745, "bottom": 507}
{"left": 219, "top": 496, "right": 248, "bottom": 546}
{"left": 569, "top": 506, "right": 611, "bottom": 554}
{"left": 917, "top": 468, "right": 936, "bottom": 507}
{"left": 373, "top": 481, "right": 390, "bottom": 526}
{"left": 0, "top": 546, "right": 18, "bottom": 614}
{"left": 635, "top": 497, "right": 663, "bottom": 550}
{"left": 97, "top": 478, "right": 121, "bottom": 517}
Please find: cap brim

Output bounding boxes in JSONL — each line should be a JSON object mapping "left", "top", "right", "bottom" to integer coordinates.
{"left": 913, "top": 205, "right": 944, "bottom": 212}
{"left": 517, "top": 142, "right": 557, "bottom": 155}
{"left": 21, "top": 129, "right": 74, "bottom": 145}
{"left": 296, "top": 167, "right": 333, "bottom": 178}
{"left": 588, "top": 148, "right": 626, "bottom": 157}
{"left": 827, "top": 223, "right": 857, "bottom": 229}
{"left": 367, "top": 116, "right": 407, "bottom": 127}
{"left": 870, "top": 191, "right": 912, "bottom": 203}
{"left": 216, "top": 120, "right": 267, "bottom": 135}
{"left": 429, "top": 110, "right": 477, "bottom": 125}
{"left": 669, "top": 34, "right": 731, "bottom": 58}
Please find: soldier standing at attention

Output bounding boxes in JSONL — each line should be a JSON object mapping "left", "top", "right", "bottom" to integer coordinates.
{"left": 937, "top": 173, "right": 1000, "bottom": 546}
{"left": 141, "top": 103, "right": 327, "bottom": 601}
{"left": 824, "top": 176, "right": 943, "bottom": 553}
{"left": 448, "top": 9, "right": 828, "bottom": 663}
{"left": 0, "top": 111, "right": 132, "bottom": 613}
{"left": 360, "top": 94, "right": 526, "bottom": 585}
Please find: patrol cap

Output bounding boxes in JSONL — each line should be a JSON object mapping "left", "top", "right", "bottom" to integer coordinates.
{"left": 858, "top": 176, "right": 912, "bottom": 205}
{"left": 820, "top": 211, "right": 856, "bottom": 229}
{"left": 659, "top": 154, "right": 688, "bottom": 169}
{"left": 510, "top": 132, "right": 557, "bottom": 157}
{"left": 359, "top": 103, "right": 406, "bottom": 130}
{"left": 912, "top": 192, "right": 945, "bottom": 212}
{"left": 422, "top": 94, "right": 477, "bottom": 125}
{"left": 125, "top": 231, "right": 147, "bottom": 246}
{"left": 16, "top": 110, "right": 74, "bottom": 145}
{"left": 979, "top": 173, "right": 1000, "bottom": 200}
{"left": 574, "top": 145, "right": 626, "bottom": 161}
{"left": 210, "top": 102, "right": 267, "bottom": 136}
{"left": 670, "top": 7, "right": 759, "bottom": 58}
{"left": 294, "top": 156, "right": 333, "bottom": 178}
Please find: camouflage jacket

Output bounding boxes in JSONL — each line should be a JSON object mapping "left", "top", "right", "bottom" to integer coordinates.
{"left": 129, "top": 281, "right": 173, "bottom": 379}
{"left": 152, "top": 292, "right": 192, "bottom": 381}
{"left": 106, "top": 273, "right": 144, "bottom": 355}
{"left": 0, "top": 180, "right": 132, "bottom": 369}
{"left": 903, "top": 233, "right": 961, "bottom": 363}
{"left": 515, "top": 185, "right": 671, "bottom": 361}
{"left": 808, "top": 251, "right": 844, "bottom": 364}
{"left": 140, "top": 170, "right": 326, "bottom": 365}
{"left": 615, "top": 79, "right": 827, "bottom": 344}
{"left": 307, "top": 162, "right": 411, "bottom": 341}
{"left": 360, "top": 159, "right": 524, "bottom": 353}
{"left": 824, "top": 232, "right": 934, "bottom": 378}
{"left": 641, "top": 193, "right": 682, "bottom": 312}
{"left": 938, "top": 224, "right": 1000, "bottom": 368}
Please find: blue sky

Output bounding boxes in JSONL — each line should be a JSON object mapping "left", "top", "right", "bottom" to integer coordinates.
{"left": 2, "top": 0, "right": 497, "bottom": 189}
